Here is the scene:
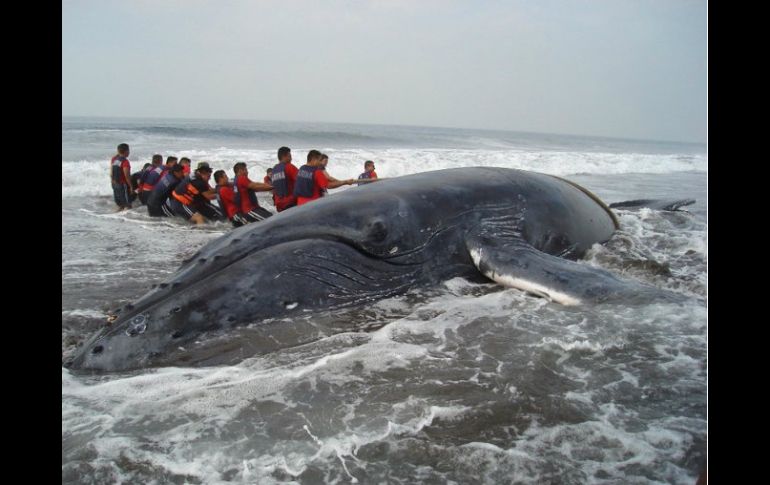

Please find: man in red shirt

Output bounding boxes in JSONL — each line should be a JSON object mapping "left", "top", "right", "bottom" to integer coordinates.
{"left": 293, "top": 150, "right": 355, "bottom": 206}
{"left": 180, "top": 157, "right": 191, "bottom": 176}
{"left": 233, "top": 162, "right": 274, "bottom": 222}
{"left": 159, "top": 156, "right": 178, "bottom": 179}
{"left": 264, "top": 167, "right": 277, "bottom": 208}
{"left": 214, "top": 170, "right": 249, "bottom": 227}
{"left": 110, "top": 143, "right": 134, "bottom": 210}
{"left": 358, "top": 160, "right": 378, "bottom": 181}
{"left": 271, "top": 146, "right": 300, "bottom": 212}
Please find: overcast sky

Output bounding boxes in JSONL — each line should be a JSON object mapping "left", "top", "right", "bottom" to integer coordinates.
{"left": 62, "top": 0, "right": 707, "bottom": 143}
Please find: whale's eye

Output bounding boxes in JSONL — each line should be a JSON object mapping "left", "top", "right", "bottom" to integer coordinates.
{"left": 366, "top": 220, "right": 388, "bottom": 243}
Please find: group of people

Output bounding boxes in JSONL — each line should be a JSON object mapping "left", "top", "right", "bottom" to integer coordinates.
{"left": 110, "top": 144, "right": 379, "bottom": 227}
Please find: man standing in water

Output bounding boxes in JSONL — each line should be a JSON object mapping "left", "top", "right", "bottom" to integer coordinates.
{"left": 264, "top": 167, "right": 277, "bottom": 207}
{"left": 179, "top": 157, "right": 192, "bottom": 176}
{"left": 271, "top": 146, "right": 300, "bottom": 212}
{"left": 214, "top": 169, "right": 252, "bottom": 227}
{"left": 233, "top": 162, "right": 274, "bottom": 222}
{"left": 169, "top": 165, "right": 224, "bottom": 224}
{"left": 358, "top": 160, "right": 378, "bottom": 181}
{"left": 110, "top": 143, "right": 133, "bottom": 211}
{"left": 137, "top": 155, "right": 164, "bottom": 205}
{"left": 294, "top": 150, "right": 355, "bottom": 206}
{"left": 147, "top": 164, "right": 185, "bottom": 217}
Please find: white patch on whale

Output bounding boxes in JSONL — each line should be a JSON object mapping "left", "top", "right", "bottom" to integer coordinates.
{"left": 469, "top": 248, "right": 582, "bottom": 306}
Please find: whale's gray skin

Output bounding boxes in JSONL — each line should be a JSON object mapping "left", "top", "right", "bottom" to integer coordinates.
{"left": 68, "top": 167, "right": 677, "bottom": 372}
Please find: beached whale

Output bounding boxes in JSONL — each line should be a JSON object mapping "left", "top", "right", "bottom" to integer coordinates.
{"left": 67, "top": 167, "right": 685, "bottom": 371}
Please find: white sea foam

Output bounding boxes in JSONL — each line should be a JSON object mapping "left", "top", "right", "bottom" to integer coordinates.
{"left": 62, "top": 147, "right": 706, "bottom": 198}
{"left": 61, "top": 309, "right": 107, "bottom": 319}
{"left": 62, "top": 272, "right": 705, "bottom": 484}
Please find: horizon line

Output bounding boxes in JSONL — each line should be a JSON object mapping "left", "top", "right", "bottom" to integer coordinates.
{"left": 61, "top": 114, "right": 707, "bottom": 146}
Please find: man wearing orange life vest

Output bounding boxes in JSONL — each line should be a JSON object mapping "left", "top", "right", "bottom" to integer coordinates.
{"left": 137, "top": 154, "right": 164, "bottom": 205}
{"left": 168, "top": 165, "right": 224, "bottom": 224}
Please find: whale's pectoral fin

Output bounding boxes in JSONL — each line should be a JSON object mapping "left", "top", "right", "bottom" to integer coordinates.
{"left": 466, "top": 236, "right": 681, "bottom": 305}
{"left": 609, "top": 198, "right": 695, "bottom": 211}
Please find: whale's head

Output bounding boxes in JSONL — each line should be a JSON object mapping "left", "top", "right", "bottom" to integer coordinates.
{"left": 64, "top": 222, "right": 426, "bottom": 372}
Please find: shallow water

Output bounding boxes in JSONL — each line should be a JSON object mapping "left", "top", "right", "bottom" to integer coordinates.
{"left": 62, "top": 119, "right": 706, "bottom": 484}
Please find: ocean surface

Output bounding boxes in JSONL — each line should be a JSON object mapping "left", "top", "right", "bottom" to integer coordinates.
{"left": 62, "top": 117, "right": 707, "bottom": 484}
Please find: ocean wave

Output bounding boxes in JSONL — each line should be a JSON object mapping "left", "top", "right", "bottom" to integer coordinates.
{"left": 62, "top": 118, "right": 708, "bottom": 153}
{"left": 62, "top": 148, "right": 707, "bottom": 199}
{"left": 63, "top": 122, "right": 400, "bottom": 145}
